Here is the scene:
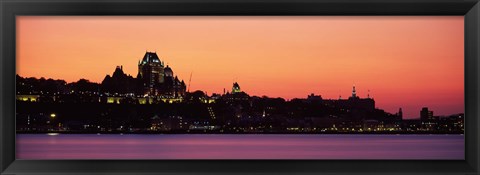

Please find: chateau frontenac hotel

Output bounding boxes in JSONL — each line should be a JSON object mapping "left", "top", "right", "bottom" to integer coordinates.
{"left": 101, "top": 52, "right": 187, "bottom": 103}
{"left": 137, "top": 52, "right": 186, "bottom": 97}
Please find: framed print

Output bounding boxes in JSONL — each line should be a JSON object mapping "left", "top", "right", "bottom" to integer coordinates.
{"left": 1, "top": 0, "right": 480, "bottom": 174}
{"left": 14, "top": 16, "right": 466, "bottom": 160}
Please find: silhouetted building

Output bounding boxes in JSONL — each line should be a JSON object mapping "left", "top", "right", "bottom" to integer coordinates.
{"left": 162, "top": 66, "right": 187, "bottom": 98}
{"left": 420, "top": 107, "right": 434, "bottom": 121}
{"left": 136, "top": 52, "right": 186, "bottom": 97}
{"left": 232, "top": 82, "right": 241, "bottom": 94}
{"left": 101, "top": 66, "right": 136, "bottom": 95}
{"left": 350, "top": 85, "right": 374, "bottom": 108}
{"left": 223, "top": 82, "right": 250, "bottom": 102}
{"left": 307, "top": 93, "right": 322, "bottom": 102}
{"left": 397, "top": 108, "right": 403, "bottom": 119}
{"left": 351, "top": 85, "right": 357, "bottom": 98}
{"left": 347, "top": 85, "right": 375, "bottom": 119}
{"left": 322, "top": 85, "right": 375, "bottom": 121}
{"left": 99, "top": 52, "right": 186, "bottom": 99}
{"left": 137, "top": 52, "right": 165, "bottom": 96}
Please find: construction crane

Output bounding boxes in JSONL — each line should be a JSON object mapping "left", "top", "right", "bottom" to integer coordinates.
{"left": 187, "top": 72, "right": 192, "bottom": 92}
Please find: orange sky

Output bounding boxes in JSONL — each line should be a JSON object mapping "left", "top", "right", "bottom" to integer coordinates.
{"left": 16, "top": 16, "right": 464, "bottom": 119}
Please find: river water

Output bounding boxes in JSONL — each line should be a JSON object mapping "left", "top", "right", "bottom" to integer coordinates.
{"left": 16, "top": 134, "right": 464, "bottom": 159}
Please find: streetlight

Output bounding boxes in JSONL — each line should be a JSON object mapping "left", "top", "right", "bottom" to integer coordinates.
{"left": 49, "top": 113, "right": 56, "bottom": 131}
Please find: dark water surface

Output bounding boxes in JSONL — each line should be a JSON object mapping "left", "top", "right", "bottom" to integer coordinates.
{"left": 16, "top": 134, "right": 464, "bottom": 159}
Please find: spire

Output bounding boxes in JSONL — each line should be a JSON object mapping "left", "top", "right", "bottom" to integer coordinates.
{"left": 352, "top": 85, "right": 357, "bottom": 98}
{"left": 398, "top": 108, "right": 403, "bottom": 118}
{"left": 367, "top": 89, "right": 370, "bottom": 98}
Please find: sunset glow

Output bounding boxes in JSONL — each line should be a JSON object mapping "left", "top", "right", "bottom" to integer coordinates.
{"left": 16, "top": 16, "right": 464, "bottom": 118}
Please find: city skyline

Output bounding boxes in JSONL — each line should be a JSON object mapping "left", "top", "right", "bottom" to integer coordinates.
{"left": 16, "top": 16, "right": 464, "bottom": 118}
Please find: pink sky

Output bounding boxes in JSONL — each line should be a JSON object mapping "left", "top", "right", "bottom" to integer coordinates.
{"left": 16, "top": 16, "right": 464, "bottom": 118}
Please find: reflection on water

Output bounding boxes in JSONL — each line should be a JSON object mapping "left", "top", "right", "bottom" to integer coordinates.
{"left": 16, "top": 134, "right": 464, "bottom": 159}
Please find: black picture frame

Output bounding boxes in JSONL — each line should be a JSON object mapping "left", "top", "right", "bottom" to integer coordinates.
{"left": 1, "top": 0, "right": 479, "bottom": 174}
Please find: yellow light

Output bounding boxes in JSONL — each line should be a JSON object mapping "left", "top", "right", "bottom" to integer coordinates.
{"left": 50, "top": 113, "right": 56, "bottom": 118}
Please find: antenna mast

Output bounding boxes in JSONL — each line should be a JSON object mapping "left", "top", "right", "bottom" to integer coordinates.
{"left": 188, "top": 72, "right": 192, "bottom": 92}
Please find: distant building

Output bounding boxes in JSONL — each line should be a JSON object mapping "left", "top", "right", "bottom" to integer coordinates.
{"left": 351, "top": 85, "right": 357, "bottom": 98}
{"left": 232, "top": 82, "right": 242, "bottom": 94}
{"left": 346, "top": 85, "right": 375, "bottom": 111}
{"left": 420, "top": 107, "right": 438, "bottom": 131}
{"left": 420, "top": 107, "right": 434, "bottom": 121}
{"left": 397, "top": 108, "right": 403, "bottom": 119}
{"left": 223, "top": 82, "right": 250, "bottom": 102}
{"left": 307, "top": 93, "right": 322, "bottom": 102}
{"left": 101, "top": 66, "right": 136, "bottom": 95}
{"left": 322, "top": 85, "right": 375, "bottom": 121}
